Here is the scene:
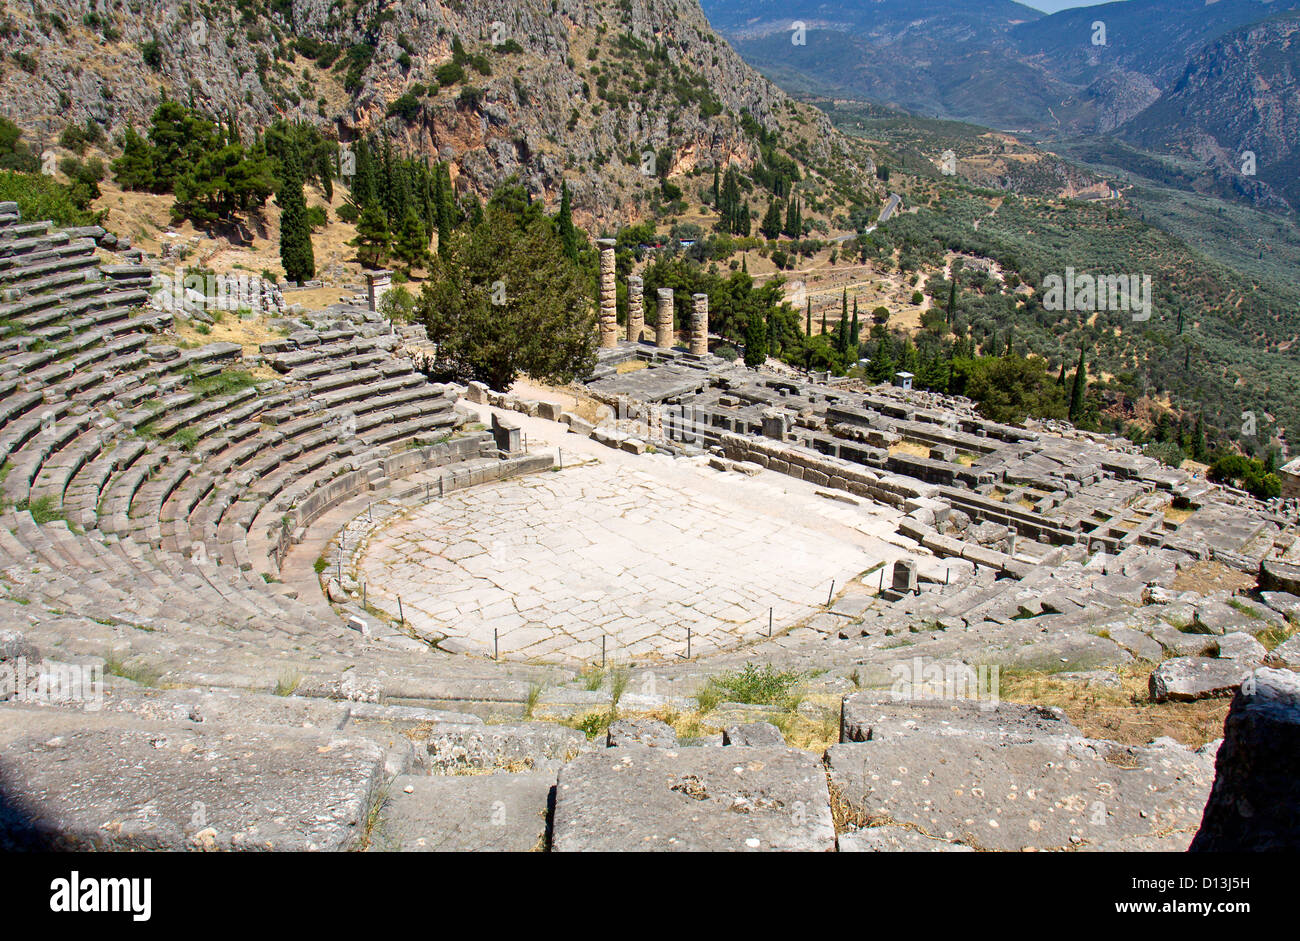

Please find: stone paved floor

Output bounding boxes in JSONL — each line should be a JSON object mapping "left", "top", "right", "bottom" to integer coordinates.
{"left": 358, "top": 457, "right": 901, "bottom": 663}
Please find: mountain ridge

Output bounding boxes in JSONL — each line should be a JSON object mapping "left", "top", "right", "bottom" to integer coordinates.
{"left": 0, "top": 0, "right": 875, "bottom": 228}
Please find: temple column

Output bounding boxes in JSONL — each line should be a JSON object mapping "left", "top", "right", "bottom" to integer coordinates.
{"left": 627, "top": 275, "right": 645, "bottom": 343}
{"left": 655, "top": 287, "right": 674, "bottom": 349}
{"left": 597, "top": 238, "right": 617, "bottom": 349}
{"left": 690, "top": 292, "right": 709, "bottom": 355}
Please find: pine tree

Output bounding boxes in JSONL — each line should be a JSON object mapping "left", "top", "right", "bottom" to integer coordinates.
{"left": 394, "top": 208, "right": 431, "bottom": 273}
{"left": 277, "top": 146, "right": 315, "bottom": 283}
{"left": 352, "top": 203, "right": 392, "bottom": 268}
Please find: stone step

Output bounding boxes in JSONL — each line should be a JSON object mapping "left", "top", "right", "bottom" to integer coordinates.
{"left": 551, "top": 745, "right": 836, "bottom": 852}
{"left": 370, "top": 772, "right": 555, "bottom": 852}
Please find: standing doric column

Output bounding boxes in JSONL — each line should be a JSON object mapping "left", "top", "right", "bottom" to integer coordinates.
{"left": 627, "top": 275, "right": 645, "bottom": 343}
{"left": 655, "top": 287, "right": 674, "bottom": 349}
{"left": 597, "top": 238, "right": 617, "bottom": 349}
{"left": 690, "top": 292, "right": 709, "bottom": 356}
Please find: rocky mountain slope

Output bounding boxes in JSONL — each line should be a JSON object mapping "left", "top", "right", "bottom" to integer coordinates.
{"left": 0, "top": 0, "right": 874, "bottom": 228}
{"left": 1118, "top": 12, "right": 1300, "bottom": 212}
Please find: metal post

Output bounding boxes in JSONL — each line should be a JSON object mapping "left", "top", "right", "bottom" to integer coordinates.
{"left": 601, "top": 635, "right": 606, "bottom": 669}
{"left": 880, "top": 568, "right": 885, "bottom": 591}
{"left": 397, "top": 595, "right": 404, "bottom": 625}
{"left": 686, "top": 626, "right": 691, "bottom": 659}
{"left": 769, "top": 607, "right": 773, "bottom": 637}
{"left": 362, "top": 582, "right": 366, "bottom": 608}
{"left": 494, "top": 628, "right": 499, "bottom": 661}
{"left": 558, "top": 448, "right": 563, "bottom": 469}
{"left": 827, "top": 580, "right": 835, "bottom": 605}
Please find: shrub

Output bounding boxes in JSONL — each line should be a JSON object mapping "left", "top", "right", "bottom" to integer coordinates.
{"left": 140, "top": 39, "right": 163, "bottom": 71}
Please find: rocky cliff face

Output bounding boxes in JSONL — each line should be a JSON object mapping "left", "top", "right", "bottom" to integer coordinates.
{"left": 0, "top": 0, "right": 871, "bottom": 227}
{"left": 1118, "top": 13, "right": 1300, "bottom": 213}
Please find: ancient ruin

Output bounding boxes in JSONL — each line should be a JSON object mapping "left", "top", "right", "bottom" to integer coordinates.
{"left": 0, "top": 208, "right": 1296, "bottom": 852}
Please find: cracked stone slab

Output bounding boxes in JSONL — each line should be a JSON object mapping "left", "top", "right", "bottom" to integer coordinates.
{"left": 552, "top": 746, "right": 835, "bottom": 851}
{"left": 0, "top": 704, "right": 386, "bottom": 851}
{"left": 827, "top": 735, "right": 1214, "bottom": 852}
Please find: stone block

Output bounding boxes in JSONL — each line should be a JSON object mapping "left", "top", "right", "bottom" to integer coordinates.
{"left": 371, "top": 772, "right": 553, "bottom": 852}
{"left": 552, "top": 746, "right": 834, "bottom": 852}
{"left": 1149, "top": 657, "right": 1251, "bottom": 702}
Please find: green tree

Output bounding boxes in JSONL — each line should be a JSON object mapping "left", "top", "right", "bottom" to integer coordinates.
{"left": 744, "top": 311, "right": 768, "bottom": 367}
{"left": 1069, "top": 345, "right": 1088, "bottom": 424}
{"left": 556, "top": 180, "right": 579, "bottom": 261}
{"left": 416, "top": 180, "right": 596, "bottom": 389}
{"left": 760, "top": 198, "right": 782, "bottom": 239}
{"left": 966, "top": 355, "right": 1068, "bottom": 424}
{"left": 352, "top": 203, "right": 392, "bottom": 268}
{"left": 277, "top": 147, "right": 315, "bottom": 283}
{"left": 0, "top": 117, "right": 39, "bottom": 172}
{"left": 394, "top": 208, "right": 431, "bottom": 274}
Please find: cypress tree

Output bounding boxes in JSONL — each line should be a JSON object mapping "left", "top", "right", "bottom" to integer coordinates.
{"left": 557, "top": 181, "right": 578, "bottom": 261}
{"left": 1069, "top": 345, "right": 1087, "bottom": 423}
{"left": 806, "top": 298, "right": 811, "bottom": 337}
{"left": 744, "top": 312, "right": 768, "bottom": 367}
{"left": 761, "top": 198, "right": 782, "bottom": 239}
{"left": 277, "top": 146, "right": 314, "bottom": 283}
{"left": 434, "top": 162, "right": 454, "bottom": 252}
{"left": 784, "top": 196, "right": 801, "bottom": 237}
